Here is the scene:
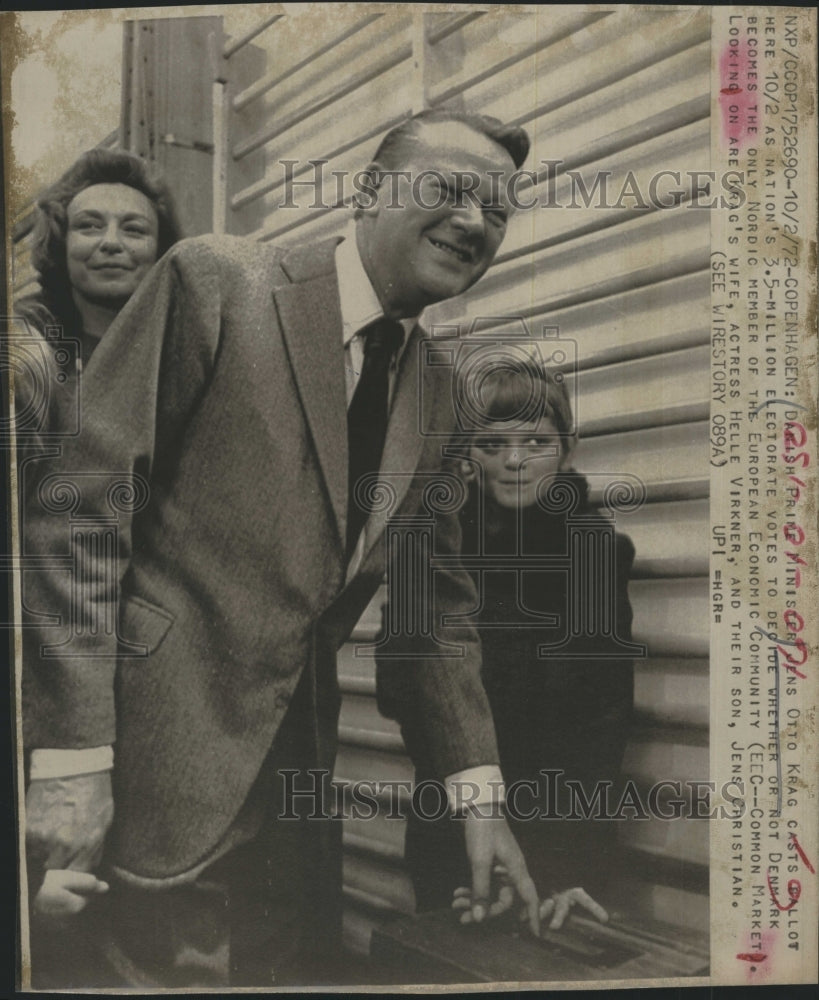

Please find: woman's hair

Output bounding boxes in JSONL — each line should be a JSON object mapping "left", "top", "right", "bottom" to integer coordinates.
{"left": 464, "top": 357, "right": 576, "bottom": 457}
{"left": 27, "top": 148, "right": 183, "bottom": 324}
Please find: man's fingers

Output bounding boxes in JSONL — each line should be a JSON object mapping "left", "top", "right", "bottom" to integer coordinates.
{"left": 469, "top": 852, "right": 492, "bottom": 924}
{"left": 486, "top": 884, "right": 514, "bottom": 919}
{"left": 498, "top": 845, "right": 539, "bottom": 935}
{"left": 518, "top": 873, "right": 540, "bottom": 936}
{"left": 538, "top": 897, "right": 555, "bottom": 921}
{"left": 497, "top": 884, "right": 514, "bottom": 910}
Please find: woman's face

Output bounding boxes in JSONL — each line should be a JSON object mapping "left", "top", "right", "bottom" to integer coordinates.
{"left": 66, "top": 183, "right": 159, "bottom": 310}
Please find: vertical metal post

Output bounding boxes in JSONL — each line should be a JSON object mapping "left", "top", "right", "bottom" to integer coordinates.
{"left": 211, "top": 81, "right": 228, "bottom": 235}
{"left": 210, "top": 23, "right": 228, "bottom": 236}
{"left": 411, "top": 11, "right": 428, "bottom": 113}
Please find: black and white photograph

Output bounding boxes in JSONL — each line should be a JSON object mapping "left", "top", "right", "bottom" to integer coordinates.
{"left": 1, "top": 4, "right": 816, "bottom": 992}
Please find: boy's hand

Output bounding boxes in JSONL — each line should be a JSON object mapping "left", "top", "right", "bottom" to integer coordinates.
{"left": 539, "top": 887, "right": 609, "bottom": 930}
{"left": 34, "top": 869, "right": 109, "bottom": 918}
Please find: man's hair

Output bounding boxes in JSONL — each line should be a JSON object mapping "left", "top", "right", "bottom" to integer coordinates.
{"left": 468, "top": 360, "right": 575, "bottom": 457}
{"left": 372, "top": 108, "right": 530, "bottom": 171}
{"left": 29, "top": 148, "right": 183, "bottom": 321}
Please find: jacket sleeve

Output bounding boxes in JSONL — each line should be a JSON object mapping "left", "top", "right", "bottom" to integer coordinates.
{"left": 375, "top": 455, "right": 500, "bottom": 781}
{"left": 21, "top": 240, "right": 222, "bottom": 750}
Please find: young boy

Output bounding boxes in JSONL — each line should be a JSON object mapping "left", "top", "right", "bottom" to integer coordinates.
{"left": 377, "top": 360, "right": 636, "bottom": 929}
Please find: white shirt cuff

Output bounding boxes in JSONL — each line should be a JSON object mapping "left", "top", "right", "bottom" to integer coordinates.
{"left": 29, "top": 746, "right": 114, "bottom": 780}
{"left": 444, "top": 765, "right": 505, "bottom": 815}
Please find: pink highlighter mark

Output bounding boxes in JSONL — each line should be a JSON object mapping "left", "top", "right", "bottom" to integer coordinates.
{"left": 736, "top": 930, "right": 777, "bottom": 984}
{"left": 718, "top": 41, "right": 757, "bottom": 149}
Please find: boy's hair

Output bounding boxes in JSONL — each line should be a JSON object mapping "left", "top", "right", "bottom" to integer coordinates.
{"left": 466, "top": 359, "right": 575, "bottom": 457}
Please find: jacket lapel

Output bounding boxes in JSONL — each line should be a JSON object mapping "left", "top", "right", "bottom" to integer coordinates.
{"left": 273, "top": 241, "right": 348, "bottom": 549}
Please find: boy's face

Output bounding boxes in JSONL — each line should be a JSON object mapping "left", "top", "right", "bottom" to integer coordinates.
{"left": 469, "top": 415, "right": 567, "bottom": 510}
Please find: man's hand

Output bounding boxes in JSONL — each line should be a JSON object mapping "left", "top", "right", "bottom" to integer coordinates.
{"left": 453, "top": 881, "right": 609, "bottom": 934}
{"left": 460, "top": 811, "right": 540, "bottom": 935}
{"left": 26, "top": 770, "right": 114, "bottom": 912}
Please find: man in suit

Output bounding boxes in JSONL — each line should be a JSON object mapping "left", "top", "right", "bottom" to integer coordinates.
{"left": 22, "top": 109, "right": 539, "bottom": 987}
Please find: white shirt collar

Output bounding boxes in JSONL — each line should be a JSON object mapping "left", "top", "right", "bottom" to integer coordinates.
{"left": 335, "top": 222, "right": 419, "bottom": 347}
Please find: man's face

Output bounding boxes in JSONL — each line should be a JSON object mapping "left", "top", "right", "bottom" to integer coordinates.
{"left": 357, "top": 121, "right": 517, "bottom": 317}
{"left": 66, "top": 183, "right": 159, "bottom": 311}
{"left": 469, "top": 415, "right": 567, "bottom": 510}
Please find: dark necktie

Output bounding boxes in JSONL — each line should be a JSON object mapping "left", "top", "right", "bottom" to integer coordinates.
{"left": 346, "top": 317, "right": 405, "bottom": 557}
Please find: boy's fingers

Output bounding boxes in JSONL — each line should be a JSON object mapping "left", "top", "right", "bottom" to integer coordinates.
{"left": 43, "top": 891, "right": 88, "bottom": 916}
{"left": 549, "top": 894, "right": 571, "bottom": 929}
{"left": 35, "top": 872, "right": 105, "bottom": 918}
{"left": 60, "top": 871, "right": 109, "bottom": 894}
{"left": 573, "top": 888, "right": 608, "bottom": 923}
{"left": 38, "top": 869, "right": 109, "bottom": 904}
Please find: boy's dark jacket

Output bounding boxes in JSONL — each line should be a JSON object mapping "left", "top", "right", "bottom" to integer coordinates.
{"left": 376, "top": 472, "right": 636, "bottom": 897}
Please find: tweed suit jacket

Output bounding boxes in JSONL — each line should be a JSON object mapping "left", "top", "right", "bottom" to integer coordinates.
{"left": 21, "top": 234, "right": 498, "bottom": 879}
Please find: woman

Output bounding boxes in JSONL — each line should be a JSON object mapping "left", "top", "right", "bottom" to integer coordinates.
{"left": 12, "top": 147, "right": 182, "bottom": 508}
{"left": 16, "top": 147, "right": 182, "bottom": 371}
{"left": 15, "top": 148, "right": 181, "bottom": 986}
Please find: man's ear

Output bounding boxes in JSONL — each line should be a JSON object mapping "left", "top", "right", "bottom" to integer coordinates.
{"left": 354, "top": 160, "right": 384, "bottom": 218}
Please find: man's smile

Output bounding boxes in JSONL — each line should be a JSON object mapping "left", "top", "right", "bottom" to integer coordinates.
{"left": 427, "top": 235, "right": 474, "bottom": 263}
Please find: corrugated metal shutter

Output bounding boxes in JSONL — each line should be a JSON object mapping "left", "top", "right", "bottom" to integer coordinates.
{"left": 219, "top": 6, "right": 712, "bottom": 956}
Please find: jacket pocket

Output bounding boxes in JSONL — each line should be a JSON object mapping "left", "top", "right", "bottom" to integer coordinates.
{"left": 119, "top": 593, "right": 175, "bottom": 654}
